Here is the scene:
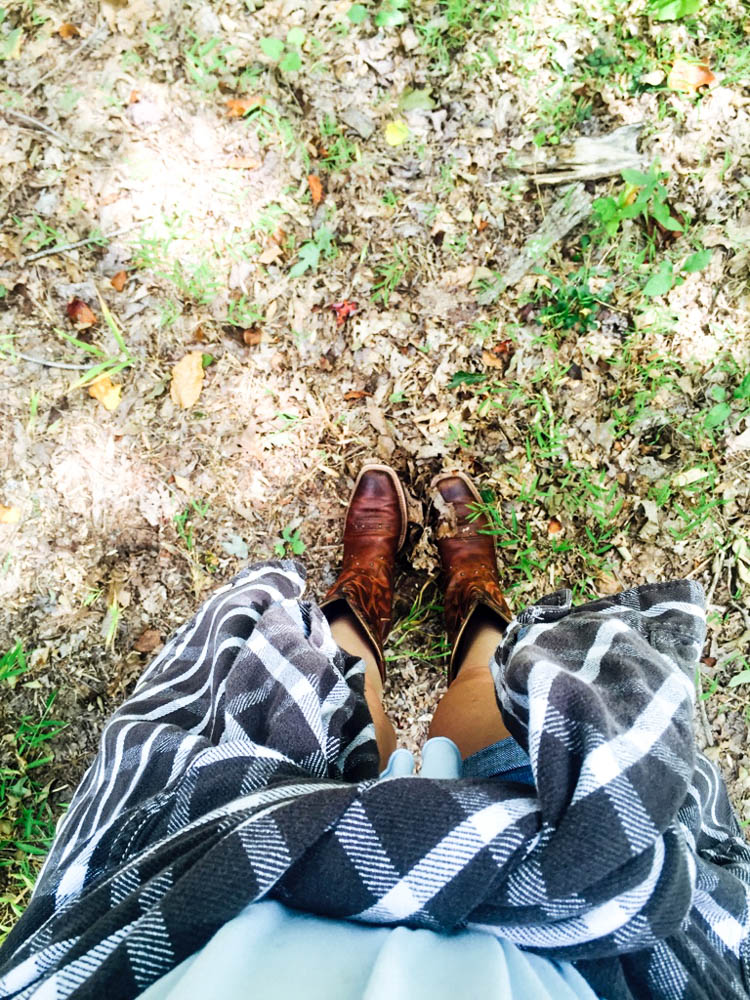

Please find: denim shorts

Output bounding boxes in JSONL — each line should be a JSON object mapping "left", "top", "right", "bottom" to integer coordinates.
{"left": 462, "top": 737, "right": 535, "bottom": 786}
{"left": 380, "top": 736, "right": 535, "bottom": 785}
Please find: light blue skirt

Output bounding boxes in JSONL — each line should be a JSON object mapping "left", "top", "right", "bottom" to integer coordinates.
{"left": 140, "top": 737, "right": 598, "bottom": 1000}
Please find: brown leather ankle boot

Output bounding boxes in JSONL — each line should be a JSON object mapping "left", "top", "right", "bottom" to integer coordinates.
{"left": 321, "top": 464, "right": 407, "bottom": 681}
{"left": 431, "top": 471, "right": 512, "bottom": 683}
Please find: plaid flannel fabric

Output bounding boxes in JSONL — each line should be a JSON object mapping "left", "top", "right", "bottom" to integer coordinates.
{"left": 0, "top": 563, "right": 748, "bottom": 1000}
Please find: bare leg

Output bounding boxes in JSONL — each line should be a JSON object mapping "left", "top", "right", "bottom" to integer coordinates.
{"left": 326, "top": 605, "right": 397, "bottom": 769}
{"left": 428, "top": 607, "right": 511, "bottom": 758}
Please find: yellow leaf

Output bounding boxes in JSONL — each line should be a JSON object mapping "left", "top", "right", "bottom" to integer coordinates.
{"left": 384, "top": 120, "right": 409, "bottom": 146}
{"left": 170, "top": 352, "right": 205, "bottom": 409}
{"left": 0, "top": 504, "right": 21, "bottom": 524}
{"left": 87, "top": 374, "right": 121, "bottom": 411}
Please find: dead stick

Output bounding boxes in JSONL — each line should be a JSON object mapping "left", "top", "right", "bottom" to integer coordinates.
{"left": 0, "top": 108, "right": 67, "bottom": 145}
{"left": 24, "top": 222, "right": 144, "bottom": 263}
{"left": 17, "top": 354, "right": 92, "bottom": 371}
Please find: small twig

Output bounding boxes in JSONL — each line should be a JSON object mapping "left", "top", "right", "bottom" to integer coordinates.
{"left": 0, "top": 108, "right": 67, "bottom": 145}
{"left": 705, "top": 554, "right": 725, "bottom": 610}
{"left": 24, "top": 222, "right": 144, "bottom": 263}
{"left": 17, "top": 353, "right": 92, "bottom": 371}
{"left": 687, "top": 551, "right": 715, "bottom": 579}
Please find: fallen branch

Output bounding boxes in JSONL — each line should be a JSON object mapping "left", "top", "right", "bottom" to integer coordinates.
{"left": 512, "top": 124, "right": 646, "bottom": 185}
{"left": 478, "top": 182, "right": 593, "bottom": 302}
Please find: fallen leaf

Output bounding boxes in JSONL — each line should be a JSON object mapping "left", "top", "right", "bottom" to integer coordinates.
{"left": 242, "top": 328, "right": 262, "bottom": 346}
{"left": 110, "top": 270, "right": 127, "bottom": 292}
{"left": 727, "top": 427, "right": 750, "bottom": 454}
{"left": 225, "top": 96, "right": 265, "bottom": 117}
{"left": 226, "top": 156, "right": 261, "bottom": 169}
{"left": 87, "top": 374, "right": 121, "bottom": 411}
{"left": 331, "top": 300, "right": 358, "bottom": 326}
{"left": 66, "top": 298, "right": 97, "bottom": 327}
{"left": 640, "top": 68, "right": 666, "bottom": 86}
{"left": 384, "top": 120, "right": 409, "bottom": 146}
{"left": 173, "top": 474, "right": 192, "bottom": 492}
{"left": 398, "top": 86, "right": 435, "bottom": 112}
{"left": 0, "top": 505, "right": 21, "bottom": 524}
{"left": 2, "top": 27, "right": 23, "bottom": 59}
{"left": 307, "top": 173, "right": 323, "bottom": 205}
{"left": 672, "top": 467, "right": 711, "bottom": 488}
{"left": 221, "top": 534, "right": 249, "bottom": 559}
{"left": 548, "top": 518, "right": 562, "bottom": 534}
{"left": 129, "top": 89, "right": 140, "bottom": 104}
{"left": 133, "top": 629, "right": 163, "bottom": 653}
{"left": 476, "top": 218, "right": 489, "bottom": 232}
{"left": 170, "top": 352, "right": 204, "bottom": 408}
{"left": 366, "top": 398, "right": 389, "bottom": 436}
{"left": 58, "top": 22, "right": 80, "bottom": 39}
{"left": 481, "top": 340, "right": 514, "bottom": 369}
{"left": 700, "top": 656, "right": 717, "bottom": 669}
{"left": 667, "top": 58, "right": 716, "bottom": 94}
{"left": 344, "top": 390, "right": 371, "bottom": 401}
{"left": 258, "top": 244, "right": 282, "bottom": 264}
{"left": 596, "top": 571, "right": 621, "bottom": 596}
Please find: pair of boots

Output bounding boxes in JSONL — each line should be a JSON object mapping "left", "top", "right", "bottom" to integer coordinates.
{"left": 321, "top": 465, "right": 513, "bottom": 684}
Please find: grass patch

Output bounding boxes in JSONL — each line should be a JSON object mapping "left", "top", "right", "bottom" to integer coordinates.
{"left": 0, "top": 644, "right": 68, "bottom": 944}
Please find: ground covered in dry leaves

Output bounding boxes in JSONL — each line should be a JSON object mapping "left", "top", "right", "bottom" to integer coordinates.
{"left": 1, "top": 0, "right": 749, "bottom": 935}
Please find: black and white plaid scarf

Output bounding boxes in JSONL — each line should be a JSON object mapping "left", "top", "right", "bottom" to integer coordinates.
{"left": 1, "top": 562, "right": 748, "bottom": 999}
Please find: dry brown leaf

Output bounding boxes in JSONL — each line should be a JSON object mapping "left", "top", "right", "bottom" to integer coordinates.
{"left": 258, "top": 245, "right": 282, "bottom": 264}
{"left": 667, "top": 59, "right": 716, "bottom": 95}
{"left": 344, "top": 390, "right": 371, "bottom": 401}
{"left": 548, "top": 518, "right": 562, "bottom": 534}
{"left": 242, "top": 328, "right": 263, "bottom": 346}
{"left": 170, "top": 352, "right": 204, "bottom": 408}
{"left": 225, "top": 96, "right": 265, "bottom": 117}
{"left": 0, "top": 504, "right": 21, "bottom": 524}
{"left": 133, "top": 629, "right": 163, "bottom": 653}
{"left": 597, "top": 572, "right": 621, "bottom": 596}
{"left": 307, "top": 174, "right": 323, "bottom": 206}
{"left": 66, "top": 298, "right": 97, "bottom": 327}
{"left": 87, "top": 374, "right": 121, "bottom": 411}
{"left": 110, "top": 270, "right": 127, "bottom": 292}
{"left": 58, "top": 22, "right": 80, "bottom": 39}
{"left": 481, "top": 341, "right": 514, "bottom": 370}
